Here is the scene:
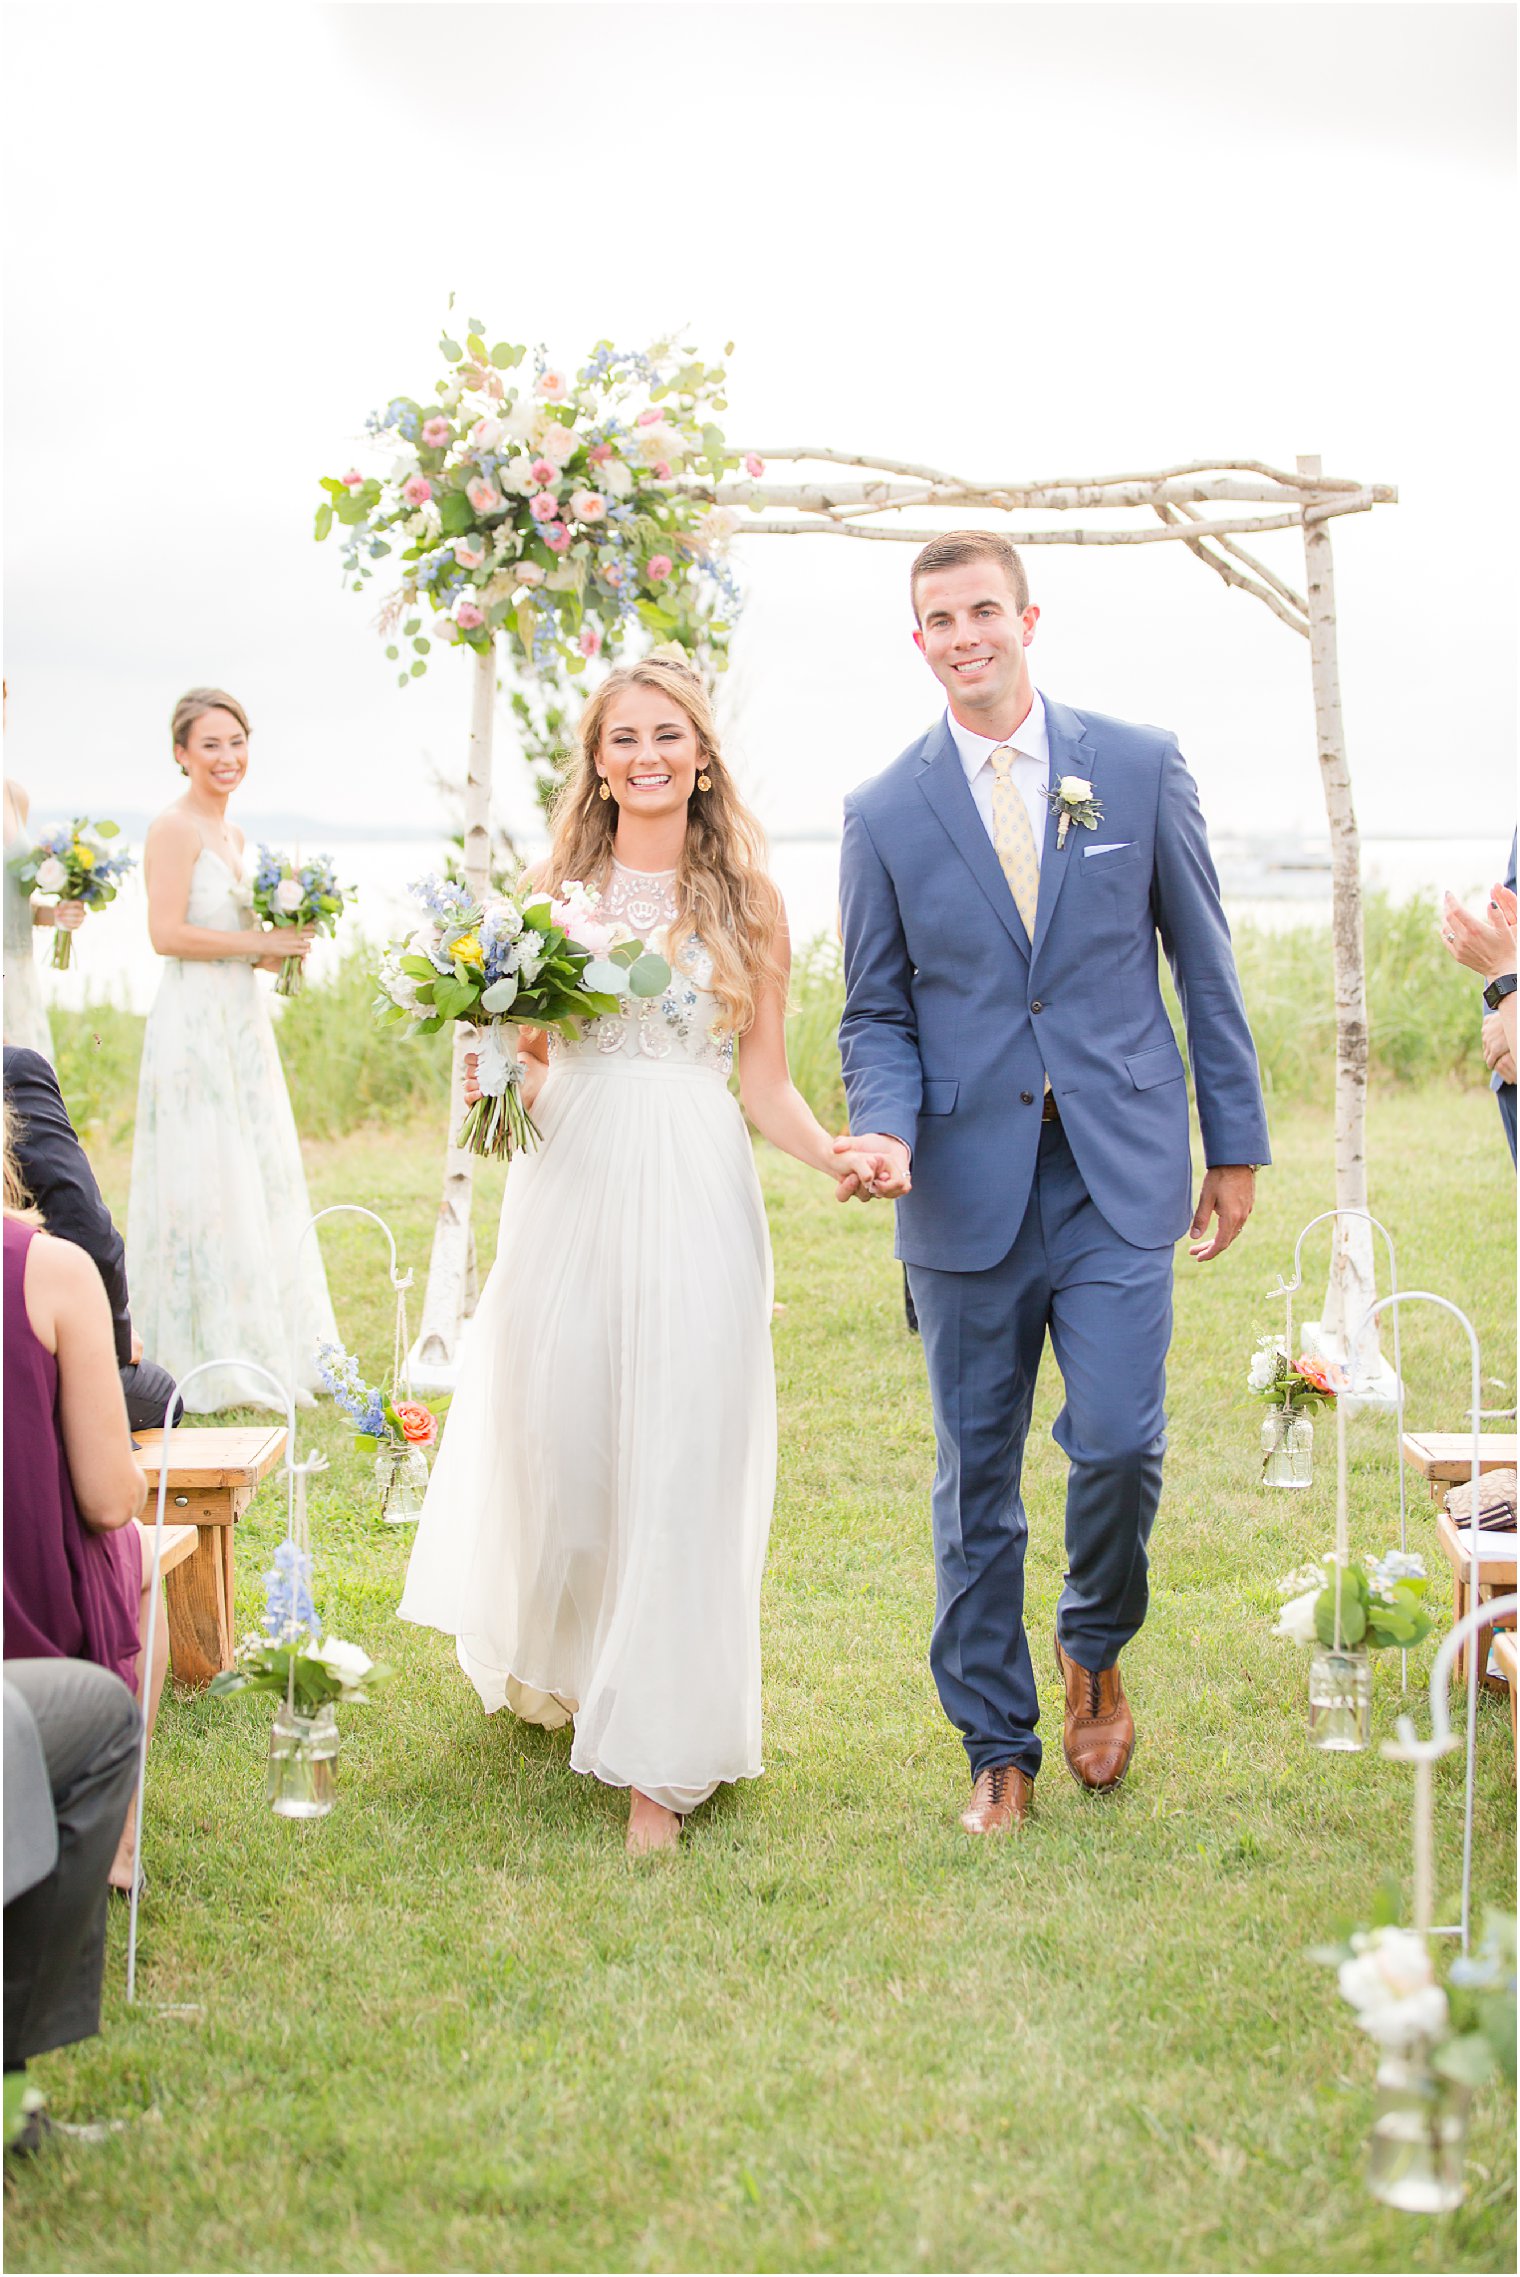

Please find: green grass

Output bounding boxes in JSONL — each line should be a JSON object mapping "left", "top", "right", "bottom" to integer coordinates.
{"left": 5, "top": 1090, "right": 1515, "bottom": 2273}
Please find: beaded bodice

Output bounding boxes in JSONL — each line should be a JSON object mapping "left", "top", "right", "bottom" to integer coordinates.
{"left": 549, "top": 861, "right": 735, "bottom": 1076}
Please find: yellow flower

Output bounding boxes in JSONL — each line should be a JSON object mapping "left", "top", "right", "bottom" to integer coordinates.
{"left": 451, "top": 931, "right": 484, "bottom": 970}
{"left": 73, "top": 844, "right": 96, "bottom": 870}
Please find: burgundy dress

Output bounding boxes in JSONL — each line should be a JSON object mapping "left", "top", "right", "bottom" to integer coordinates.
{"left": 3, "top": 1216, "right": 140, "bottom": 1689}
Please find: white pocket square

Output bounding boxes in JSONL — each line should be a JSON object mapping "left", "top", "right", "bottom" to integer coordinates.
{"left": 1083, "top": 841, "right": 1135, "bottom": 858}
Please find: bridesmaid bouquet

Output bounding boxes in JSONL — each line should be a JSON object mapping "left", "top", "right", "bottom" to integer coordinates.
{"left": 251, "top": 846, "right": 349, "bottom": 997}
{"left": 10, "top": 817, "right": 134, "bottom": 968}
{"left": 374, "top": 874, "right": 671, "bottom": 1159}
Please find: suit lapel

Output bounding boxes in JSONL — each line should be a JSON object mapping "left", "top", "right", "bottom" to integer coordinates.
{"left": 915, "top": 717, "right": 1030, "bottom": 958}
{"left": 1031, "top": 696, "right": 1097, "bottom": 967}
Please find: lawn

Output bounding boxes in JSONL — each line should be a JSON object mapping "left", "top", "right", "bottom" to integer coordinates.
{"left": 6, "top": 1087, "right": 1515, "bottom": 2274}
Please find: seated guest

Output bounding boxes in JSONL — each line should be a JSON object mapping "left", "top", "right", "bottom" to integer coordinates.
{"left": 3, "top": 1108, "right": 160, "bottom": 1895}
{"left": 3, "top": 1047, "right": 182, "bottom": 1430}
{"left": 4, "top": 1660, "right": 142, "bottom": 2151}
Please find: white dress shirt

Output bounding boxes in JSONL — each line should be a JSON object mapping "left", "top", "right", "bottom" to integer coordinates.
{"left": 946, "top": 690, "right": 1050, "bottom": 862}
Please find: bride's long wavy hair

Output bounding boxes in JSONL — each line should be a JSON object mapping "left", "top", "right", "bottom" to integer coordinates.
{"left": 541, "top": 657, "right": 785, "bottom": 1036}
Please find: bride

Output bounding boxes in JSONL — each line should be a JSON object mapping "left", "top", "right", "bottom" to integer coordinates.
{"left": 126, "top": 687, "right": 337, "bottom": 1411}
{"left": 399, "top": 655, "right": 885, "bottom": 1854}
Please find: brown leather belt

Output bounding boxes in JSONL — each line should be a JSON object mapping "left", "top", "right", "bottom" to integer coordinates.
{"left": 1041, "top": 1091, "right": 1060, "bottom": 1124}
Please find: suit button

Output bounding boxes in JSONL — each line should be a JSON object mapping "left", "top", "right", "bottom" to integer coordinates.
{"left": 1030, "top": 999, "right": 1044, "bottom": 1013}
{"left": 1020, "top": 1090, "right": 1034, "bottom": 1105}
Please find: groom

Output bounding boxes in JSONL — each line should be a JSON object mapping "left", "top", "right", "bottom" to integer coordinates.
{"left": 836, "top": 533, "right": 1269, "bottom": 1832}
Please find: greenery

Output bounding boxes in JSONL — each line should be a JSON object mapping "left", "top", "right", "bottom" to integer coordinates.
{"left": 5, "top": 1089, "right": 1513, "bottom": 2272}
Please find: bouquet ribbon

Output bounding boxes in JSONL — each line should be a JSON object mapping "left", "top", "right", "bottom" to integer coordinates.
{"left": 474, "top": 1028, "right": 523, "bottom": 1099}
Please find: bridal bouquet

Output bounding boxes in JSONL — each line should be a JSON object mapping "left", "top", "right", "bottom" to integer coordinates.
{"left": 374, "top": 874, "right": 671, "bottom": 1159}
{"left": 1273, "top": 1550, "right": 1434, "bottom": 1653}
{"left": 251, "top": 846, "right": 349, "bottom": 997}
{"left": 10, "top": 817, "right": 135, "bottom": 968}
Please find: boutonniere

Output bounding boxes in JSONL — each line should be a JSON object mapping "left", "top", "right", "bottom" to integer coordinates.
{"left": 1046, "top": 774, "right": 1103, "bottom": 850}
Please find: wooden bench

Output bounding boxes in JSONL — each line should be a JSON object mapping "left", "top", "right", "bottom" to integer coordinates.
{"left": 1492, "top": 1630, "right": 1519, "bottom": 1763}
{"left": 133, "top": 1426, "right": 288, "bottom": 1687}
{"left": 1401, "top": 1432, "right": 1519, "bottom": 1503}
{"left": 1433, "top": 1506, "right": 1517, "bottom": 1693}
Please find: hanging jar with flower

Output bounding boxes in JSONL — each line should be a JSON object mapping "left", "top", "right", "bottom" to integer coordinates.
{"left": 1248, "top": 1336, "right": 1339, "bottom": 1485}
{"left": 317, "top": 1340, "right": 437, "bottom": 1523}
{"left": 1275, "top": 1549, "right": 1434, "bottom": 1751}
{"left": 209, "top": 1539, "right": 393, "bottom": 1817}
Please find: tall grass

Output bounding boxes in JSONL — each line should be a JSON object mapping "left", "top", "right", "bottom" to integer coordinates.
{"left": 51, "top": 893, "right": 1492, "bottom": 1146}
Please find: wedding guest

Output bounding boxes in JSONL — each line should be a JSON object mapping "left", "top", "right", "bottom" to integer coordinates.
{"left": 1442, "top": 877, "right": 1517, "bottom": 1166}
{"left": 4, "top": 1047, "right": 183, "bottom": 1430}
{"left": 3, "top": 776, "right": 85, "bottom": 1063}
{"left": 126, "top": 688, "right": 336, "bottom": 1411}
{"left": 5, "top": 1658, "right": 142, "bottom": 2150}
{"left": 3, "top": 1108, "right": 159, "bottom": 1895}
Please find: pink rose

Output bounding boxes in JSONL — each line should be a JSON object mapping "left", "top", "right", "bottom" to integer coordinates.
{"left": 530, "top": 458, "right": 557, "bottom": 486}
{"left": 587, "top": 442, "right": 613, "bottom": 465}
{"left": 422, "top": 417, "right": 452, "bottom": 448}
{"left": 453, "top": 539, "right": 486, "bottom": 569}
{"left": 456, "top": 602, "right": 485, "bottom": 631}
{"left": 646, "top": 554, "right": 672, "bottom": 582}
{"left": 555, "top": 907, "right": 616, "bottom": 955}
{"left": 537, "top": 370, "right": 567, "bottom": 400}
{"left": 529, "top": 491, "right": 560, "bottom": 523}
{"left": 402, "top": 475, "right": 432, "bottom": 506}
{"left": 653, "top": 460, "right": 672, "bottom": 481}
{"left": 341, "top": 468, "right": 365, "bottom": 490}
{"left": 544, "top": 523, "right": 571, "bottom": 555}
{"left": 745, "top": 452, "right": 765, "bottom": 478}
{"left": 569, "top": 488, "right": 606, "bottom": 523}
{"left": 637, "top": 407, "right": 664, "bottom": 426}
{"left": 579, "top": 623, "right": 603, "bottom": 659}
{"left": 466, "top": 476, "right": 503, "bottom": 515}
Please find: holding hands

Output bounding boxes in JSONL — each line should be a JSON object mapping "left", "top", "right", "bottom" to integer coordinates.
{"left": 1441, "top": 883, "right": 1517, "bottom": 980}
{"left": 831, "top": 1132, "right": 912, "bottom": 1204}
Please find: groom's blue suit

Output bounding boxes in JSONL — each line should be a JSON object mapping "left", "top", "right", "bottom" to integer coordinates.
{"left": 839, "top": 694, "right": 1270, "bottom": 1781}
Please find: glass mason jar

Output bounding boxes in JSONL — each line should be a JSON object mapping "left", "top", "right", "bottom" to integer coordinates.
{"left": 1261, "top": 1407, "right": 1314, "bottom": 1487}
{"left": 1365, "top": 2054, "right": 1470, "bottom": 2213}
{"left": 375, "top": 1441, "right": 429, "bottom": 1523}
{"left": 267, "top": 1701, "right": 339, "bottom": 1818}
{"left": 1308, "top": 1643, "right": 1373, "bottom": 1751}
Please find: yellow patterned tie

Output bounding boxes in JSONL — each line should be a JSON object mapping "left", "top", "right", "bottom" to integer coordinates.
{"left": 989, "top": 745, "right": 1041, "bottom": 939}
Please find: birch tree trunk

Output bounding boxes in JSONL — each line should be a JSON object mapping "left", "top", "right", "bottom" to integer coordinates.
{"left": 412, "top": 641, "right": 495, "bottom": 1379}
{"left": 1297, "top": 454, "right": 1382, "bottom": 1388}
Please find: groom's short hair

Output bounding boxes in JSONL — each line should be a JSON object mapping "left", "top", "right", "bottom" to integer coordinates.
{"left": 910, "top": 532, "right": 1028, "bottom": 619}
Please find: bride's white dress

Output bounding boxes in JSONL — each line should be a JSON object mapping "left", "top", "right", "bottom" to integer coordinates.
{"left": 125, "top": 841, "right": 337, "bottom": 1412}
{"left": 398, "top": 861, "right": 776, "bottom": 1814}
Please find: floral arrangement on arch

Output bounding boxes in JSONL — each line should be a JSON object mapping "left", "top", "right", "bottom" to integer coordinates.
{"left": 316, "top": 318, "right": 751, "bottom": 682}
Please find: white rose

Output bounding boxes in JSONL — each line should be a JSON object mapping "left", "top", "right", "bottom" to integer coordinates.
{"left": 1342, "top": 1928, "right": 1437, "bottom": 2008}
{"left": 540, "top": 423, "right": 578, "bottom": 469}
{"left": 273, "top": 879, "right": 306, "bottom": 915}
{"left": 501, "top": 397, "right": 538, "bottom": 443}
{"left": 312, "top": 1635, "right": 373, "bottom": 1684}
{"left": 635, "top": 422, "right": 682, "bottom": 465}
{"left": 1058, "top": 775, "right": 1093, "bottom": 802}
{"left": 33, "top": 855, "right": 68, "bottom": 893}
{"left": 697, "top": 506, "right": 738, "bottom": 551}
{"left": 1272, "top": 1589, "right": 1320, "bottom": 1647}
{"left": 601, "top": 458, "right": 634, "bottom": 500}
{"left": 379, "top": 951, "right": 418, "bottom": 1010}
{"left": 472, "top": 418, "right": 504, "bottom": 451}
{"left": 503, "top": 454, "right": 538, "bottom": 495}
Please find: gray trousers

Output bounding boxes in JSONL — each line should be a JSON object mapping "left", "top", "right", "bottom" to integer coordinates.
{"left": 4, "top": 1659, "right": 141, "bottom": 2068}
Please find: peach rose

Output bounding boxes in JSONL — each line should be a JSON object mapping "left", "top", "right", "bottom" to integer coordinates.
{"left": 540, "top": 423, "right": 578, "bottom": 469}
{"left": 537, "top": 370, "right": 567, "bottom": 400}
{"left": 466, "top": 476, "right": 503, "bottom": 515}
{"left": 569, "top": 488, "right": 606, "bottom": 523}
{"left": 394, "top": 1401, "right": 437, "bottom": 1446}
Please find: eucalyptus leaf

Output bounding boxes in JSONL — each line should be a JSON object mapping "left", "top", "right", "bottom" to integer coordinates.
{"left": 580, "top": 957, "right": 630, "bottom": 995}
{"left": 480, "top": 976, "right": 520, "bottom": 1014}
{"left": 628, "top": 954, "right": 672, "bottom": 999}
{"left": 314, "top": 502, "right": 333, "bottom": 542}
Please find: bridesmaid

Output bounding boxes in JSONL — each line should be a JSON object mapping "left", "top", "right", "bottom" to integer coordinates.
{"left": 3, "top": 774, "right": 85, "bottom": 1060}
{"left": 125, "top": 689, "right": 337, "bottom": 1412}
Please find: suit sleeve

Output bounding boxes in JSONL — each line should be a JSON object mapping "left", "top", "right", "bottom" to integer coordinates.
{"left": 837, "top": 796, "right": 923, "bottom": 1155}
{"left": 1150, "top": 750, "right": 1272, "bottom": 1169}
{"left": 4, "top": 1049, "right": 134, "bottom": 1365}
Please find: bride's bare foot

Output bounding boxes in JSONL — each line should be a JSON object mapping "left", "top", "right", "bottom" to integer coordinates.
{"left": 626, "top": 1789, "right": 682, "bottom": 1856}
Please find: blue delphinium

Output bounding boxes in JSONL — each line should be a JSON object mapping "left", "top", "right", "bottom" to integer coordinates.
{"left": 316, "top": 1340, "right": 389, "bottom": 1443}
{"left": 262, "top": 1537, "right": 319, "bottom": 1643}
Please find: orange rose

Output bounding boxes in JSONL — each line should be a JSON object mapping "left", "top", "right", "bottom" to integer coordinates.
{"left": 394, "top": 1401, "right": 437, "bottom": 1446}
{"left": 1294, "top": 1358, "right": 1338, "bottom": 1398}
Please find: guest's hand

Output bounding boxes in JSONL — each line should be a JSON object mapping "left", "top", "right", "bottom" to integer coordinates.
{"left": 54, "top": 899, "right": 87, "bottom": 931}
{"left": 1482, "top": 1012, "right": 1517, "bottom": 1084}
{"left": 1441, "top": 888, "right": 1517, "bottom": 980}
{"left": 1189, "top": 1165, "right": 1256, "bottom": 1262}
{"left": 832, "top": 1132, "right": 911, "bottom": 1202}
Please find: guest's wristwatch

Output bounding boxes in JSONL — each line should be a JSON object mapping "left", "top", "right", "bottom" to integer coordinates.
{"left": 1482, "top": 972, "right": 1518, "bottom": 1011}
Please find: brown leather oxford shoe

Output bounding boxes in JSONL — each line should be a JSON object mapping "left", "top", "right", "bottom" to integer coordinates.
{"left": 959, "top": 1763, "right": 1034, "bottom": 1834}
{"left": 1055, "top": 1631, "right": 1135, "bottom": 1792}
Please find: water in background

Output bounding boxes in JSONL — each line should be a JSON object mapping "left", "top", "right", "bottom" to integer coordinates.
{"left": 27, "top": 828, "right": 1511, "bottom": 1019}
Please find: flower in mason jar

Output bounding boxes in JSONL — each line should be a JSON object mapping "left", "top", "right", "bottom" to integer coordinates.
{"left": 1272, "top": 1590, "right": 1320, "bottom": 1647}
{"left": 312, "top": 1635, "right": 374, "bottom": 1685}
{"left": 1338, "top": 1928, "right": 1451, "bottom": 2051}
{"left": 393, "top": 1401, "right": 437, "bottom": 1446}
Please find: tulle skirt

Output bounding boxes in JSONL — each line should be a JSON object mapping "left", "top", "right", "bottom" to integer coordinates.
{"left": 398, "top": 1054, "right": 776, "bottom": 1814}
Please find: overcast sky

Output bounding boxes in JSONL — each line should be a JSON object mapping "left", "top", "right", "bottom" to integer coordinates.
{"left": 4, "top": 2, "right": 1514, "bottom": 852}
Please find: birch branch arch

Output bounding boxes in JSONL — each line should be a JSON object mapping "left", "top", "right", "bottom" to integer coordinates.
{"left": 414, "top": 450, "right": 1398, "bottom": 1395}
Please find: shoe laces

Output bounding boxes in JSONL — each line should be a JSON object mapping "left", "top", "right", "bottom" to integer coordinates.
{"left": 1089, "top": 1667, "right": 1101, "bottom": 1718}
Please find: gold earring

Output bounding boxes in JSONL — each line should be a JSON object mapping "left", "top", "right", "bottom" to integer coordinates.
{"left": 696, "top": 771, "right": 712, "bottom": 793}
{"left": 599, "top": 781, "right": 611, "bottom": 801}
